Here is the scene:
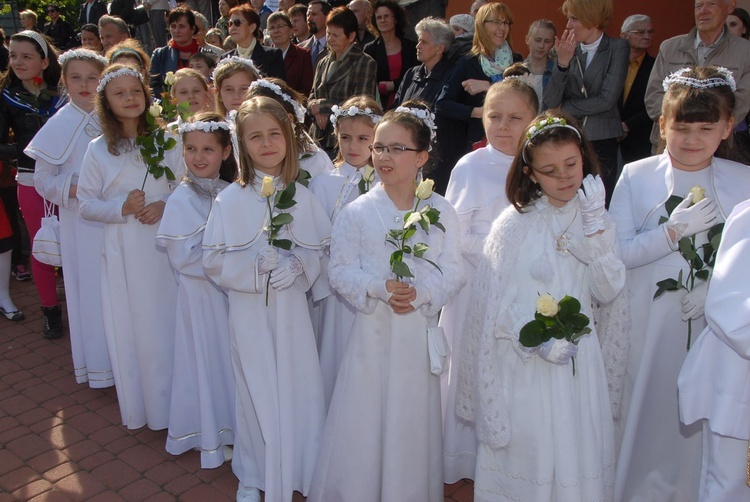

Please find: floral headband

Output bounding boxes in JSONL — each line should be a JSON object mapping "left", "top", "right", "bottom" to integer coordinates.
{"left": 96, "top": 66, "right": 144, "bottom": 93}
{"left": 58, "top": 48, "right": 108, "bottom": 67}
{"left": 521, "top": 117, "right": 581, "bottom": 163}
{"left": 249, "top": 79, "right": 306, "bottom": 124}
{"left": 212, "top": 56, "right": 258, "bottom": 83}
{"left": 662, "top": 67, "right": 737, "bottom": 92}
{"left": 393, "top": 106, "right": 437, "bottom": 151}
{"left": 16, "top": 30, "right": 48, "bottom": 59}
{"left": 178, "top": 119, "right": 231, "bottom": 135}
{"left": 330, "top": 105, "right": 382, "bottom": 129}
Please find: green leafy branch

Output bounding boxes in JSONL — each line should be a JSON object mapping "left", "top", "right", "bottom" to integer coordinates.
{"left": 263, "top": 181, "right": 297, "bottom": 305}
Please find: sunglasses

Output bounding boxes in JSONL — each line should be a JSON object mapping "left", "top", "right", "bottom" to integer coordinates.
{"left": 47, "top": 9, "right": 57, "bottom": 13}
{"left": 229, "top": 19, "right": 245, "bottom": 27}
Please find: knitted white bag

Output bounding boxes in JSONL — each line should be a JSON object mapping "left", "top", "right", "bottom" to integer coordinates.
{"left": 32, "top": 199, "right": 62, "bottom": 266}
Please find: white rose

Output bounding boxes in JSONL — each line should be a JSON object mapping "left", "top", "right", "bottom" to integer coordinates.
{"left": 148, "top": 103, "right": 163, "bottom": 117}
{"left": 536, "top": 293, "right": 559, "bottom": 317}
{"left": 164, "top": 71, "right": 176, "bottom": 86}
{"left": 260, "top": 176, "right": 275, "bottom": 197}
{"left": 362, "top": 164, "right": 375, "bottom": 182}
{"left": 415, "top": 179, "right": 434, "bottom": 200}
{"left": 689, "top": 185, "right": 705, "bottom": 204}
{"left": 404, "top": 211, "right": 422, "bottom": 229}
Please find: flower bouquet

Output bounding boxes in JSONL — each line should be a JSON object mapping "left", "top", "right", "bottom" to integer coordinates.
{"left": 260, "top": 176, "right": 297, "bottom": 305}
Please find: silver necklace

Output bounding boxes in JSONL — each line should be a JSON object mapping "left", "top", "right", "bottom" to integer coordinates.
{"left": 553, "top": 209, "right": 578, "bottom": 255}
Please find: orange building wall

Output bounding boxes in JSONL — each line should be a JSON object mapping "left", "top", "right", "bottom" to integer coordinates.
{"left": 444, "top": 0, "right": 696, "bottom": 57}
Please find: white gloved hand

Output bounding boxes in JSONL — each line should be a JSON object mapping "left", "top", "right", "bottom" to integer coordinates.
{"left": 578, "top": 174, "right": 607, "bottom": 236}
{"left": 257, "top": 246, "right": 279, "bottom": 274}
{"left": 269, "top": 256, "right": 302, "bottom": 290}
{"left": 367, "top": 279, "right": 392, "bottom": 303}
{"left": 681, "top": 281, "right": 709, "bottom": 321}
{"left": 666, "top": 194, "right": 719, "bottom": 241}
{"left": 537, "top": 338, "right": 578, "bottom": 365}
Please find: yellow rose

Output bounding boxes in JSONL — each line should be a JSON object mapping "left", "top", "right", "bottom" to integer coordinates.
{"left": 260, "top": 176, "right": 275, "bottom": 197}
{"left": 148, "top": 103, "right": 163, "bottom": 117}
{"left": 362, "top": 164, "right": 375, "bottom": 182}
{"left": 415, "top": 179, "right": 434, "bottom": 200}
{"left": 164, "top": 71, "right": 176, "bottom": 86}
{"left": 536, "top": 293, "right": 559, "bottom": 317}
{"left": 689, "top": 185, "right": 705, "bottom": 204}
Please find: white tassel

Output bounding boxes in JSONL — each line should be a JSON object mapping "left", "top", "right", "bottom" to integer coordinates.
{"left": 530, "top": 250, "right": 554, "bottom": 285}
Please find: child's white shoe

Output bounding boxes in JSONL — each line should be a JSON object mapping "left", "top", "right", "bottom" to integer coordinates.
{"left": 236, "top": 487, "right": 261, "bottom": 502}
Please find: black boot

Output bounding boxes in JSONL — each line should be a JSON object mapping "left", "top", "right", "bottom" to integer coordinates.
{"left": 42, "top": 306, "right": 64, "bottom": 339}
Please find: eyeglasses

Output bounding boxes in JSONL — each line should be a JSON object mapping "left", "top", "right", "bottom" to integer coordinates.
{"left": 369, "top": 144, "right": 420, "bottom": 155}
{"left": 484, "top": 19, "right": 512, "bottom": 27}
{"left": 628, "top": 29, "right": 654, "bottom": 36}
{"left": 268, "top": 23, "right": 291, "bottom": 31}
{"left": 229, "top": 19, "right": 245, "bottom": 27}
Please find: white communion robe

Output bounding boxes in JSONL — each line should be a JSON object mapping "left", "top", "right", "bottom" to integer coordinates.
{"left": 440, "top": 144, "right": 514, "bottom": 483}
{"left": 202, "top": 178, "right": 330, "bottom": 501}
{"left": 78, "top": 135, "right": 184, "bottom": 430}
{"left": 456, "top": 198, "right": 625, "bottom": 502}
{"left": 679, "top": 198, "right": 750, "bottom": 502}
{"left": 156, "top": 175, "right": 235, "bottom": 469}
{"left": 25, "top": 102, "right": 112, "bottom": 388}
{"left": 307, "top": 184, "right": 466, "bottom": 502}
{"left": 609, "top": 153, "right": 750, "bottom": 502}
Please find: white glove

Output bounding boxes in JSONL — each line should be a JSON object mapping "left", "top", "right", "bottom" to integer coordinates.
{"left": 269, "top": 255, "right": 302, "bottom": 290}
{"left": 537, "top": 338, "right": 578, "bottom": 365}
{"left": 681, "top": 281, "right": 709, "bottom": 321}
{"left": 257, "top": 246, "right": 279, "bottom": 274}
{"left": 578, "top": 174, "right": 607, "bottom": 236}
{"left": 666, "top": 194, "right": 719, "bottom": 242}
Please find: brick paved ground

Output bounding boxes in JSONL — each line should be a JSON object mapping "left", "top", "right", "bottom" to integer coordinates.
{"left": 1, "top": 276, "right": 474, "bottom": 501}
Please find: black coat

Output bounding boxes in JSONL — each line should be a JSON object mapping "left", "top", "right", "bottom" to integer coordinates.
{"left": 618, "top": 52, "right": 656, "bottom": 164}
{"left": 222, "top": 44, "right": 286, "bottom": 80}
{"left": 79, "top": 0, "right": 108, "bottom": 27}
{"left": 364, "top": 36, "right": 418, "bottom": 105}
{"left": 393, "top": 56, "right": 454, "bottom": 108}
{"left": 42, "top": 19, "right": 77, "bottom": 51}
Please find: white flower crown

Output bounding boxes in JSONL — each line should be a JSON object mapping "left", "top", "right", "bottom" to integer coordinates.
{"left": 249, "top": 79, "right": 307, "bottom": 123}
{"left": 662, "top": 66, "right": 737, "bottom": 92}
{"left": 58, "top": 48, "right": 108, "bottom": 67}
{"left": 521, "top": 117, "right": 581, "bottom": 163}
{"left": 212, "top": 55, "right": 258, "bottom": 83}
{"left": 394, "top": 106, "right": 437, "bottom": 151}
{"left": 96, "top": 66, "right": 144, "bottom": 93}
{"left": 330, "top": 105, "right": 382, "bottom": 128}
{"left": 178, "top": 119, "right": 231, "bottom": 135}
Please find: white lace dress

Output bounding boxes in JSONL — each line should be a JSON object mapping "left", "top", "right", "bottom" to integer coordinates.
{"left": 457, "top": 197, "right": 625, "bottom": 502}
{"left": 307, "top": 184, "right": 465, "bottom": 502}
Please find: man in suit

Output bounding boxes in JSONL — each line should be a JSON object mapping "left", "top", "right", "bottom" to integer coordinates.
{"left": 79, "top": 0, "right": 108, "bottom": 28}
{"left": 618, "top": 14, "right": 656, "bottom": 164}
{"left": 300, "top": 0, "right": 331, "bottom": 69}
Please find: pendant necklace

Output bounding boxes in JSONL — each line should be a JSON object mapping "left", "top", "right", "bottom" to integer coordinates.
{"left": 554, "top": 209, "right": 578, "bottom": 255}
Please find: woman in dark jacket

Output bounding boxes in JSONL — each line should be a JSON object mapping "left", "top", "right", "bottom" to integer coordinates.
{"left": 436, "top": 3, "right": 522, "bottom": 160}
{"left": 363, "top": 0, "right": 417, "bottom": 108}
{"left": 223, "top": 4, "right": 285, "bottom": 80}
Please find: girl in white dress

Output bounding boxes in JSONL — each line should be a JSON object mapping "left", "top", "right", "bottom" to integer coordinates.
{"left": 26, "top": 49, "right": 113, "bottom": 388}
{"left": 246, "top": 78, "right": 334, "bottom": 179}
{"left": 77, "top": 65, "right": 184, "bottom": 430}
{"left": 170, "top": 68, "right": 215, "bottom": 115}
{"left": 156, "top": 112, "right": 236, "bottom": 468}
{"left": 308, "top": 95, "right": 382, "bottom": 408}
{"left": 441, "top": 77, "right": 539, "bottom": 484}
{"left": 456, "top": 112, "right": 626, "bottom": 501}
{"left": 308, "top": 102, "right": 465, "bottom": 502}
{"left": 213, "top": 56, "right": 261, "bottom": 118}
{"left": 202, "top": 96, "right": 330, "bottom": 502}
{"left": 610, "top": 67, "right": 750, "bottom": 502}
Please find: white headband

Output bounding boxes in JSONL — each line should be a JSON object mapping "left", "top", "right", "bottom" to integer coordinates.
{"left": 330, "top": 105, "right": 382, "bottom": 129}
{"left": 178, "top": 119, "right": 231, "bottom": 134}
{"left": 97, "top": 66, "right": 144, "bottom": 93}
{"left": 16, "top": 30, "right": 48, "bottom": 59}
{"left": 212, "top": 56, "right": 258, "bottom": 83}
{"left": 58, "top": 48, "right": 108, "bottom": 67}
{"left": 662, "top": 66, "right": 737, "bottom": 92}
{"left": 394, "top": 106, "right": 437, "bottom": 151}
{"left": 521, "top": 116, "right": 581, "bottom": 163}
{"left": 249, "top": 79, "right": 306, "bottom": 124}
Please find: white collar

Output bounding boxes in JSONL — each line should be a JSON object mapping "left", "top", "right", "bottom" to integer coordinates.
{"left": 580, "top": 32, "right": 604, "bottom": 52}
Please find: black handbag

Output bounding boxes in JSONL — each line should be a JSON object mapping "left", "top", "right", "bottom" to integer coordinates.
{"left": 132, "top": 5, "right": 150, "bottom": 26}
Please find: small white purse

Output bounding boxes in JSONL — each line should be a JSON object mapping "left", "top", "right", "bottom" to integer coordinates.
{"left": 32, "top": 199, "right": 62, "bottom": 267}
{"left": 427, "top": 325, "right": 450, "bottom": 376}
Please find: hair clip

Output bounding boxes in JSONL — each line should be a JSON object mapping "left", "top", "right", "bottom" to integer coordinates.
{"left": 330, "top": 105, "right": 382, "bottom": 128}
{"left": 58, "top": 48, "right": 108, "bottom": 67}
{"left": 212, "top": 55, "right": 258, "bottom": 83}
{"left": 249, "top": 79, "right": 306, "bottom": 124}
{"left": 97, "top": 66, "right": 144, "bottom": 93}
{"left": 393, "top": 106, "right": 437, "bottom": 151}
{"left": 16, "top": 30, "right": 48, "bottom": 58}
{"left": 662, "top": 66, "right": 737, "bottom": 92}
{"left": 178, "top": 119, "right": 231, "bottom": 135}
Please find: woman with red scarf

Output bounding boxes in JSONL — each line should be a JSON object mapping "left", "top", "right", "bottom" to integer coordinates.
{"left": 150, "top": 7, "right": 203, "bottom": 97}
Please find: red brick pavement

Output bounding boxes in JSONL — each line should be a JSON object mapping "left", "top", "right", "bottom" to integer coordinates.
{"left": 1, "top": 276, "right": 475, "bottom": 501}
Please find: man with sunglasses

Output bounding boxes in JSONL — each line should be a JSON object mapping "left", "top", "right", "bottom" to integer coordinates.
{"left": 42, "top": 4, "right": 77, "bottom": 50}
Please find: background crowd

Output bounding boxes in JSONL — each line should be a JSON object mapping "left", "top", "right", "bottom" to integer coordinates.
{"left": 1, "top": 0, "right": 750, "bottom": 501}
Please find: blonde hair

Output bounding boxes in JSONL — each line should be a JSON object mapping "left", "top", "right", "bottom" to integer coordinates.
{"left": 471, "top": 2, "right": 515, "bottom": 57}
{"left": 484, "top": 76, "right": 539, "bottom": 117}
{"left": 214, "top": 62, "right": 261, "bottom": 116}
{"left": 561, "top": 0, "right": 613, "bottom": 30}
{"left": 171, "top": 68, "right": 210, "bottom": 95}
{"left": 107, "top": 39, "right": 151, "bottom": 83}
{"left": 235, "top": 96, "right": 299, "bottom": 187}
{"left": 20, "top": 10, "right": 38, "bottom": 24}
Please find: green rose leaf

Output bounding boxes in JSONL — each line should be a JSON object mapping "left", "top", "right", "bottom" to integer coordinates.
{"left": 391, "top": 259, "right": 413, "bottom": 278}
{"left": 272, "top": 213, "right": 294, "bottom": 226}
{"left": 665, "top": 194, "right": 684, "bottom": 216}
{"left": 519, "top": 320, "right": 547, "bottom": 347}
{"left": 413, "top": 242, "right": 428, "bottom": 258}
{"left": 557, "top": 295, "right": 581, "bottom": 317}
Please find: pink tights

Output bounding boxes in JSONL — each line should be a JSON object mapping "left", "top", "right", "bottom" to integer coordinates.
{"left": 17, "top": 184, "right": 58, "bottom": 308}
